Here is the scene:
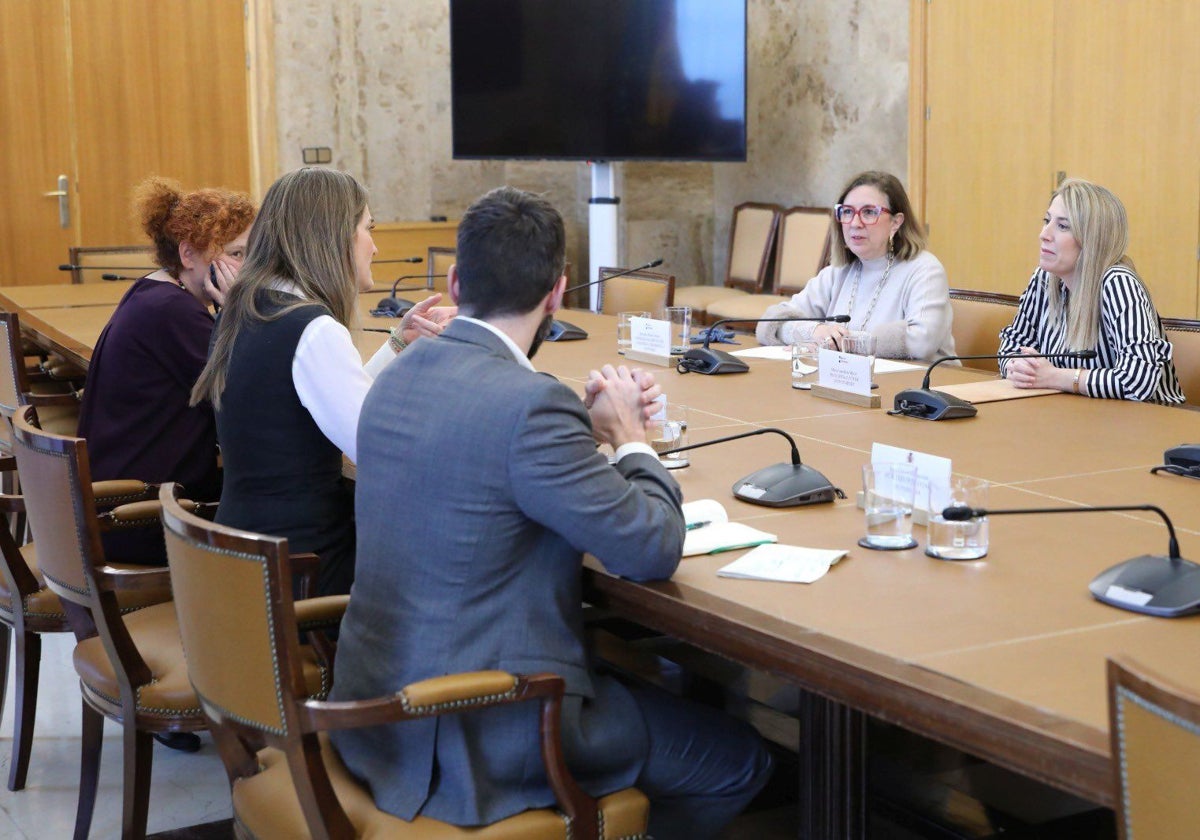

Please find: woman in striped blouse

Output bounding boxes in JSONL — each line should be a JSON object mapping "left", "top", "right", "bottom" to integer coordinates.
{"left": 999, "top": 179, "right": 1184, "bottom": 404}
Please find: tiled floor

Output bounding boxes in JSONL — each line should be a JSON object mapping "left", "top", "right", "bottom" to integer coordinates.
{"left": 0, "top": 633, "right": 231, "bottom": 839}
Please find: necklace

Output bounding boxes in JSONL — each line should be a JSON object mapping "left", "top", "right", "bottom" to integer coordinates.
{"left": 843, "top": 253, "right": 894, "bottom": 330}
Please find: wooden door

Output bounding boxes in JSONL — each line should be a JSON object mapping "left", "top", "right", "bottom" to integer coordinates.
{"left": 0, "top": 0, "right": 251, "bottom": 286}
{"left": 1052, "top": 0, "right": 1200, "bottom": 318}
{"left": 69, "top": 0, "right": 251, "bottom": 247}
{"left": 920, "top": 0, "right": 1054, "bottom": 297}
{"left": 0, "top": 1, "right": 76, "bottom": 285}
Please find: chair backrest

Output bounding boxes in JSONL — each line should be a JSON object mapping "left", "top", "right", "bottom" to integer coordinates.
{"left": 596, "top": 267, "right": 676, "bottom": 317}
{"left": 725, "top": 202, "right": 782, "bottom": 293}
{"left": 1108, "top": 657, "right": 1200, "bottom": 840}
{"left": 9, "top": 405, "right": 101, "bottom": 606}
{"left": 0, "top": 313, "right": 30, "bottom": 434}
{"left": 427, "top": 246, "right": 455, "bottom": 294}
{"left": 948, "top": 289, "right": 1020, "bottom": 372}
{"left": 774, "top": 206, "right": 832, "bottom": 295}
{"left": 160, "top": 483, "right": 299, "bottom": 740}
{"left": 67, "top": 245, "right": 153, "bottom": 284}
{"left": 1162, "top": 318, "right": 1200, "bottom": 406}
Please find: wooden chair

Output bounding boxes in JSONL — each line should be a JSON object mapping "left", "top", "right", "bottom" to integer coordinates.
{"left": 1162, "top": 318, "right": 1200, "bottom": 406}
{"left": 774, "top": 206, "right": 833, "bottom": 296}
{"left": 675, "top": 201, "right": 782, "bottom": 323}
{"left": 426, "top": 246, "right": 455, "bottom": 294}
{"left": 159, "top": 482, "right": 650, "bottom": 839}
{"left": 10, "top": 405, "right": 203, "bottom": 840}
{"left": 0, "top": 312, "right": 80, "bottom": 446}
{"left": 706, "top": 205, "right": 831, "bottom": 328}
{"left": 596, "top": 266, "right": 675, "bottom": 317}
{"left": 948, "top": 290, "right": 1020, "bottom": 372}
{"left": 66, "top": 245, "right": 153, "bottom": 284}
{"left": 1108, "top": 657, "right": 1200, "bottom": 839}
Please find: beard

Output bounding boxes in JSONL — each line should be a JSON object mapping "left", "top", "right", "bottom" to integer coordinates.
{"left": 527, "top": 314, "right": 554, "bottom": 360}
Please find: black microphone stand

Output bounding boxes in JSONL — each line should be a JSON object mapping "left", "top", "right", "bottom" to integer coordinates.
{"left": 676, "top": 315, "right": 851, "bottom": 375}
{"left": 941, "top": 503, "right": 1200, "bottom": 617}
{"left": 547, "top": 258, "right": 665, "bottom": 343}
{"left": 891, "top": 351, "right": 1098, "bottom": 420}
{"left": 660, "top": 427, "right": 844, "bottom": 507}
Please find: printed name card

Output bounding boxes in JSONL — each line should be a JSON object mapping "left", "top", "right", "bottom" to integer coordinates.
{"left": 629, "top": 316, "right": 671, "bottom": 357}
{"left": 818, "top": 348, "right": 872, "bottom": 396}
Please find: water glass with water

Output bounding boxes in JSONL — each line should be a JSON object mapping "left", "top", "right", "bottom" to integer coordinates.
{"left": 926, "top": 476, "right": 989, "bottom": 560}
{"left": 860, "top": 463, "right": 918, "bottom": 550}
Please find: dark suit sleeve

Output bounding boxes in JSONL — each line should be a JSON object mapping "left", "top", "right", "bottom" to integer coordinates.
{"left": 507, "top": 378, "right": 684, "bottom": 581}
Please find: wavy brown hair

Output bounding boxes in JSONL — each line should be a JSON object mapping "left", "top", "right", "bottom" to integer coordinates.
{"left": 133, "top": 177, "right": 254, "bottom": 277}
{"left": 827, "top": 170, "right": 926, "bottom": 267}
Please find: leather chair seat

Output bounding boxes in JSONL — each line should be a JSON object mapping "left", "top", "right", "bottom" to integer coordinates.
{"left": 234, "top": 736, "right": 649, "bottom": 840}
{"left": 73, "top": 602, "right": 332, "bottom": 717}
{"left": 673, "top": 285, "right": 748, "bottom": 312}
{"left": 0, "top": 542, "right": 174, "bottom": 622}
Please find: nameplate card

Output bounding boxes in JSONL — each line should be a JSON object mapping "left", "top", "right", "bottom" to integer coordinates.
{"left": 818, "top": 348, "right": 872, "bottom": 395}
{"left": 625, "top": 316, "right": 672, "bottom": 367}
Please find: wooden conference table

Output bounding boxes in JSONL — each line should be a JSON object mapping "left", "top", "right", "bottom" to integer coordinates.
{"left": 6, "top": 286, "right": 1200, "bottom": 838}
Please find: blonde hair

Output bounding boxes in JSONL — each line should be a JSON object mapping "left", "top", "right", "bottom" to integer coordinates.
{"left": 828, "top": 170, "right": 926, "bottom": 267}
{"left": 1045, "top": 179, "right": 1148, "bottom": 349}
{"left": 133, "top": 177, "right": 254, "bottom": 277}
{"left": 190, "top": 168, "right": 367, "bottom": 409}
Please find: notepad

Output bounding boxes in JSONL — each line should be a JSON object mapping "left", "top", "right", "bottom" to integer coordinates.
{"left": 717, "top": 543, "right": 846, "bottom": 583}
{"left": 682, "top": 499, "right": 777, "bottom": 556}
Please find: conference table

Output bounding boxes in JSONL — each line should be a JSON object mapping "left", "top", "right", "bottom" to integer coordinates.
{"left": 5, "top": 285, "right": 1200, "bottom": 838}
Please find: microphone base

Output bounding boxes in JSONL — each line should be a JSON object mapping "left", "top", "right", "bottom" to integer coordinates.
{"left": 546, "top": 320, "right": 588, "bottom": 341}
{"left": 369, "top": 298, "right": 416, "bottom": 318}
{"left": 733, "top": 463, "right": 838, "bottom": 507}
{"left": 893, "top": 388, "right": 978, "bottom": 421}
{"left": 678, "top": 347, "right": 749, "bottom": 375}
{"left": 1089, "top": 554, "right": 1200, "bottom": 617}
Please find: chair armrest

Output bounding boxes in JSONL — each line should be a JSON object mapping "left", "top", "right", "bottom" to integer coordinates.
{"left": 291, "top": 552, "right": 322, "bottom": 601}
{"left": 22, "top": 391, "right": 80, "bottom": 408}
{"left": 299, "top": 671, "right": 598, "bottom": 833}
{"left": 0, "top": 492, "right": 25, "bottom": 514}
{"left": 0, "top": 455, "right": 15, "bottom": 473}
{"left": 93, "top": 480, "right": 157, "bottom": 506}
{"left": 94, "top": 563, "right": 173, "bottom": 592}
{"left": 98, "top": 500, "right": 162, "bottom": 532}
{"left": 294, "top": 595, "right": 349, "bottom": 631}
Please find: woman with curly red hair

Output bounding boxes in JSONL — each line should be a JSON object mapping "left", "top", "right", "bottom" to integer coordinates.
{"left": 77, "top": 176, "right": 256, "bottom": 565}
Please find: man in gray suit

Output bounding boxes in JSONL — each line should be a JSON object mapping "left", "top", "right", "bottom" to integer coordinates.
{"left": 331, "top": 186, "right": 771, "bottom": 837}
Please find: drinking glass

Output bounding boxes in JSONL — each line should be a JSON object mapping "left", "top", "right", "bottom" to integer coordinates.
{"left": 860, "top": 463, "right": 918, "bottom": 550}
{"left": 650, "top": 402, "right": 689, "bottom": 469}
{"left": 791, "top": 337, "right": 833, "bottom": 389}
{"left": 664, "top": 306, "right": 692, "bottom": 355}
{"left": 617, "top": 311, "right": 650, "bottom": 355}
{"left": 926, "top": 476, "right": 989, "bottom": 560}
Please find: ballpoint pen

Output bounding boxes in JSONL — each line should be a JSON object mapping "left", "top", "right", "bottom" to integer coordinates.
{"left": 686, "top": 520, "right": 711, "bottom": 531}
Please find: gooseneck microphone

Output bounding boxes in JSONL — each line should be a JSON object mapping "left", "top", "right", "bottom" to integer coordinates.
{"left": 60, "top": 263, "right": 153, "bottom": 273}
{"left": 101, "top": 273, "right": 142, "bottom": 281}
{"left": 659, "top": 427, "right": 844, "bottom": 508}
{"left": 891, "top": 350, "right": 1099, "bottom": 420}
{"left": 370, "top": 275, "right": 449, "bottom": 317}
{"left": 548, "top": 258, "right": 665, "bottom": 343}
{"left": 371, "top": 256, "right": 424, "bottom": 265}
{"left": 676, "top": 315, "right": 851, "bottom": 375}
{"left": 941, "top": 503, "right": 1200, "bottom": 617}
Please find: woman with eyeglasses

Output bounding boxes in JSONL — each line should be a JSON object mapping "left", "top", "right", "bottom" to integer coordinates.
{"left": 998, "top": 179, "right": 1183, "bottom": 404}
{"left": 755, "top": 170, "right": 956, "bottom": 362}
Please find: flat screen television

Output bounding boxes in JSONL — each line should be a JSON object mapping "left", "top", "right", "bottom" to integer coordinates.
{"left": 450, "top": 0, "right": 747, "bottom": 161}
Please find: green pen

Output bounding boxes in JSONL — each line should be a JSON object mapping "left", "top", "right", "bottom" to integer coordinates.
{"left": 686, "top": 520, "right": 711, "bottom": 531}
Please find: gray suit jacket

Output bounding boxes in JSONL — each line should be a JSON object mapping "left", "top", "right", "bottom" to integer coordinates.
{"left": 330, "top": 318, "right": 685, "bottom": 825}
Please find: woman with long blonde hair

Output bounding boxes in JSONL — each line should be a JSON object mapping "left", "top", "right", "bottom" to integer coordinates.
{"left": 1000, "top": 179, "right": 1183, "bottom": 404}
{"left": 192, "top": 167, "right": 452, "bottom": 595}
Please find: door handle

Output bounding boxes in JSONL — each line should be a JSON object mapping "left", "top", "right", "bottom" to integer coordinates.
{"left": 43, "top": 174, "right": 70, "bottom": 228}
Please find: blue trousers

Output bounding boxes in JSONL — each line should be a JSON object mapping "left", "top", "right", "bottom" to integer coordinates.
{"left": 626, "top": 685, "right": 774, "bottom": 839}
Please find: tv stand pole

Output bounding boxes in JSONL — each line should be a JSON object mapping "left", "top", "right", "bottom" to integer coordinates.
{"left": 587, "top": 161, "right": 619, "bottom": 311}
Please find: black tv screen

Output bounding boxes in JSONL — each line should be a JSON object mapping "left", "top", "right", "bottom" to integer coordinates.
{"left": 450, "top": 0, "right": 747, "bottom": 161}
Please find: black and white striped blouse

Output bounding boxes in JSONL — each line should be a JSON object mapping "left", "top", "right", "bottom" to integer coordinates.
{"left": 998, "top": 267, "right": 1185, "bottom": 405}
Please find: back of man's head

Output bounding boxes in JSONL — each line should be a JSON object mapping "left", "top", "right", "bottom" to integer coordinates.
{"left": 455, "top": 186, "right": 566, "bottom": 319}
